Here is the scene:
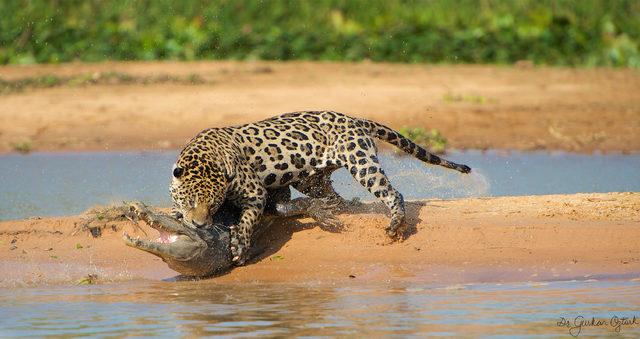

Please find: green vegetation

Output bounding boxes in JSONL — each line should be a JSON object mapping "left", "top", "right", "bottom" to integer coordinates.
{"left": 0, "top": 71, "right": 211, "bottom": 95}
{"left": 443, "top": 93, "right": 494, "bottom": 104}
{"left": 76, "top": 274, "right": 98, "bottom": 285}
{"left": 398, "top": 127, "right": 448, "bottom": 154}
{"left": 1, "top": 0, "right": 638, "bottom": 67}
{"left": 12, "top": 140, "right": 33, "bottom": 154}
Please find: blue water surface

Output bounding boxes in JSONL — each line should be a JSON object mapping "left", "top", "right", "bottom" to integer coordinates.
{"left": 0, "top": 279, "right": 638, "bottom": 338}
{"left": 0, "top": 150, "right": 638, "bottom": 220}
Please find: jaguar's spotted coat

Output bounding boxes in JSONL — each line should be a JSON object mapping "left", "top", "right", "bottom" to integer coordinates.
{"left": 170, "top": 111, "right": 471, "bottom": 265}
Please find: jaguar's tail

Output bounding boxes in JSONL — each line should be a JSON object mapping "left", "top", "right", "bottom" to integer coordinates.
{"left": 366, "top": 120, "right": 471, "bottom": 174}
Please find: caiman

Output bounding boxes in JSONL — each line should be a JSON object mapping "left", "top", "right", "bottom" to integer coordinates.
{"left": 122, "top": 196, "right": 341, "bottom": 277}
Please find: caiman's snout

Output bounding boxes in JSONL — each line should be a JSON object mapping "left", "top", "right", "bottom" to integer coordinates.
{"left": 122, "top": 231, "right": 204, "bottom": 262}
{"left": 122, "top": 202, "right": 233, "bottom": 277}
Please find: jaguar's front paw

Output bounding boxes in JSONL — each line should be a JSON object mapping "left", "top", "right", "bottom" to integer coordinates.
{"left": 232, "top": 251, "right": 247, "bottom": 266}
{"left": 230, "top": 242, "right": 248, "bottom": 266}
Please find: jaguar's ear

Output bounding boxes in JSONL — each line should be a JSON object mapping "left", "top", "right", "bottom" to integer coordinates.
{"left": 225, "top": 167, "right": 236, "bottom": 182}
{"left": 220, "top": 156, "right": 236, "bottom": 182}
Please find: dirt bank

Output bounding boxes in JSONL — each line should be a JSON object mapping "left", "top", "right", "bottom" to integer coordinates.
{"left": 1, "top": 61, "right": 639, "bottom": 154}
{"left": 1, "top": 192, "right": 638, "bottom": 287}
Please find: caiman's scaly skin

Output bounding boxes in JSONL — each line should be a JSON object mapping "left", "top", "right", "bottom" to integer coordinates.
{"left": 122, "top": 197, "right": 333, "bottom": 277}
{"left": 169, "top": 111, "right": 471, "bottom": 265}
{"left": 123, "top": 201, "right": 233, "bottom": 276}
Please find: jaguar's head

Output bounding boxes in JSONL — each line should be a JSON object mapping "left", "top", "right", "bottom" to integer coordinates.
{"left": 170, "top": 148, "right": 233, "bottom": 228}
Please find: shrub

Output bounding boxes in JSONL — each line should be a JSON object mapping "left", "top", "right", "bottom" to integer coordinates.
{"left": 0, "top": 0, "right": 638, "bottom": 67}
{"left": 12, "top": 140, "right": 33, "bottom": 154}
{"left": 398, "top": 127, "right": 448, "bottom": 155}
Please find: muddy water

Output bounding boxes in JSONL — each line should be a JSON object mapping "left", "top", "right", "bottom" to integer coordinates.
{"left": 1, "top": 150, "right": 639, "bottom": 220}
{"left": 1, "top": 279, "right": 638, "bottom": 337}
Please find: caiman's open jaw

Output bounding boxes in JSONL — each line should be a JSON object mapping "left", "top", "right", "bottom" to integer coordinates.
{"left": 121, "top": 202, "right": 232, "bottom": 277}
{"left": 120, "top": 198, "right": 337, "bottom": 277}
{"left": 157, "top": 230, "right": 179, "bottom": 244}
{"left": 123, "top": 229, "right": 203, "bottom": 262}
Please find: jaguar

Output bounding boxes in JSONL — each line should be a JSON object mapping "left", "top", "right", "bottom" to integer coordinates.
{"left": 170, "top": 111, "right": 471, "bottom": 265}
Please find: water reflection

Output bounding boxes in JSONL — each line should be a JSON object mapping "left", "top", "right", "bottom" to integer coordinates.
{"left": 1, "top": 279, "right": 639, "bottom": 337}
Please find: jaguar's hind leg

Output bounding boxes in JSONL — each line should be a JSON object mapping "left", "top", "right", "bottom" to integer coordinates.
{"left": 342, "top": 144, "right": 406, "bottom": 239}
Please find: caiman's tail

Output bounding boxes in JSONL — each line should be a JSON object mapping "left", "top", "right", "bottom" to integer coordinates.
{"left": 366, "top": 120, "right": 471, "bottom": 173}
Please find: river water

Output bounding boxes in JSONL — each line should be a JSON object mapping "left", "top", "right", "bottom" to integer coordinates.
{"left": 1, "top": 278, "right": 639, "bottom": 337}
{"left": 1, "top": 150, "right": 638, "bottom": 220}
{"left": 1, "top": 150, "right": 639, "bottom": 337}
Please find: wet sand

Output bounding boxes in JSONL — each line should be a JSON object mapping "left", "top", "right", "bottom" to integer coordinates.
{"left": 1, "top": 61, "right": 639, "bottom": 154}
{"left": 1, "top": 192, "right": 638, "bottom": 287}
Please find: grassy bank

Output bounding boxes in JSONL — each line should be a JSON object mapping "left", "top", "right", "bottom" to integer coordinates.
{"left": 1, "top": 0, "right": 638, "bottom": 67}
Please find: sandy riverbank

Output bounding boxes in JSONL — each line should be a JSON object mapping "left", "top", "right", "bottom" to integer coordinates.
{"left": 1, "top": 192, "right": 638, "bottom": 287}
{"left": 1, "top": 61, "right": 639, "bottom": 154}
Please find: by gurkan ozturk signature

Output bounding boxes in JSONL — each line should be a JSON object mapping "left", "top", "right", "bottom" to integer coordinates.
{"left": 557, "top": 315, "right": 639, "bottom": 336}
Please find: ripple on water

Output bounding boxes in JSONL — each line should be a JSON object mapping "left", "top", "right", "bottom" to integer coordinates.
{"left": 0, "top": 279, "right": 639, "bottom": 337}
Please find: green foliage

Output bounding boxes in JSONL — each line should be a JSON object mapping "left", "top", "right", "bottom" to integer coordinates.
{"left": 76, "top": 274, "right": 98, "bottom": 285}
{"left": 1, "top": 0, "right": 638, "bottom": 67}
{"left": 0, "top": 71, "right": 212, "bottom": 95}
{"left": 12, "top": 139, "right": 33, "bottom": 154}
{"left": 443, "top": 93, "right": 493, "bottom": 104}
{"left": 398, "top": 127, "right": 448, "bottom": 154}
